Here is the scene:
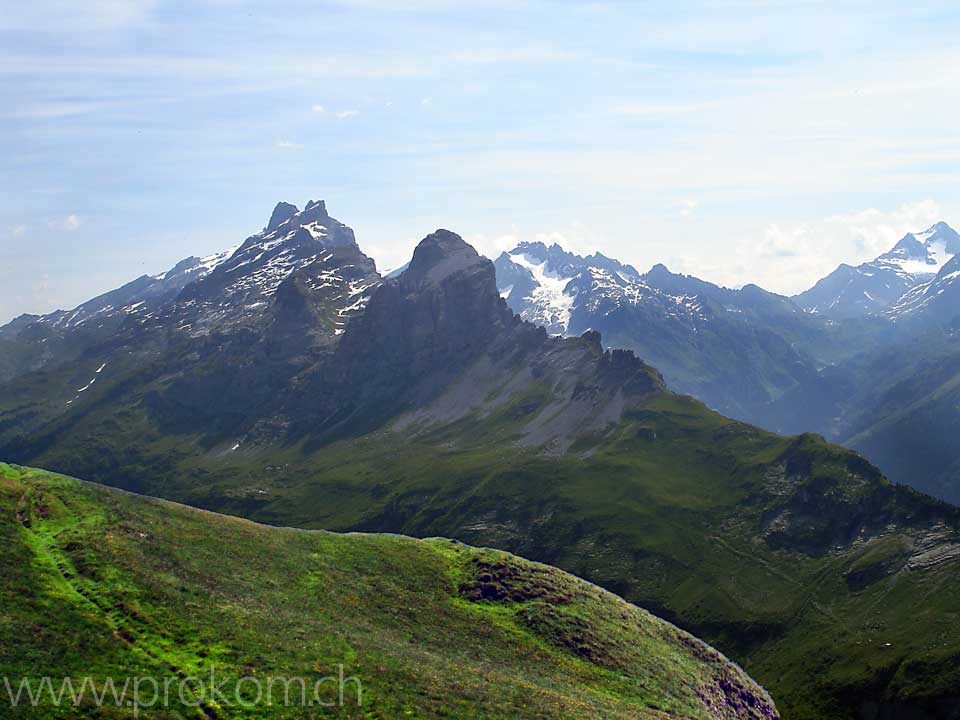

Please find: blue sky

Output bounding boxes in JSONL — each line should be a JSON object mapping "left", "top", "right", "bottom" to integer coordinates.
{"left": 3, "top": 1, "right": 960, "bottom": 323}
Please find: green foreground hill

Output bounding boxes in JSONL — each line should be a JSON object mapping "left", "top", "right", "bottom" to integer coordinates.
{"left": 0, "top": 463, "right": 776, "bottom": 719}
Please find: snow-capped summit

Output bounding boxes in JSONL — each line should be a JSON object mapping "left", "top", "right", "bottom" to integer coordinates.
{"left": 492, "top": 239, "right": 824, "bottom": 425}
{"left": 875, "top": 222, "right": 960, "bottom": 276}
{"left": 493, "top": 242, "right": 644, "bottom": 334}
{"left": 168, "top": 200, "right": 376, "bottom": 332}
{"left": 794, "top": 221, "right": 960, "bottom": 318}
{"left": 1, "top": 201, "right": 381, "bottom": 382}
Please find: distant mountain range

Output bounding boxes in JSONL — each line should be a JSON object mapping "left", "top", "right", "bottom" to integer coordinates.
{"left": 3, "top": 201, "right": 960, "bottom": 718}
{"left": 794, "top": 222, "right": 960, "bottom": 318}
{"left": 493, "top": 224, "right": 960, "bottom": 506}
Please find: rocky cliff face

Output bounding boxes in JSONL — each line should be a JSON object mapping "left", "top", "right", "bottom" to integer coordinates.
{"left": 288, "top": 229, "right": 661, "bottom": 445}
{"left": 340, "top": 230, "right": 519, "bottom": 380}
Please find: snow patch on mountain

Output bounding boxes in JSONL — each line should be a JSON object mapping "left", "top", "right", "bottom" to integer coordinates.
{"left": 494, "top": 242, "right": 709, "bottom": 338}
{"left": 507, "top": 251, "right": 577, "bottom": 332}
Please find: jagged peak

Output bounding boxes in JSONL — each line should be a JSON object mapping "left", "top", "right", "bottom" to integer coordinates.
{"left": 925, "top": 220, "right": 954, "bottom": 233}
{"left": 882, "top": 221, "right": 960, "bottom": 260}
{"left": 646, "top": 262, "right": 674, "bottom": 278}
{"left": 300, "top": 199, "right": 330, "bottom": 225}
{"left": 266, "top": 202, "right": 299, "bottom": 231}
{"left": 580, "top": 329, "right": 602, "bottom": 348}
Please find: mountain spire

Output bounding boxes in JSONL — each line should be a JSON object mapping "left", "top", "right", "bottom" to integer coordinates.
{"left": 266, "top": 202, "right": 299, "bottom": 231}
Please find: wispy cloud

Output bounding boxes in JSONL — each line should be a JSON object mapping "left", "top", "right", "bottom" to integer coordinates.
{"left": 614, "top": 102, "right": 708, "bottom": 116}
{"left": 0, "top": 0, "right": 158, "bottom": 32}
{"left": 335, "top": 110, "right": 359, "bottom": 119}
{"left": 450, "top": 46, "right": 572, "bottom": 64}
{"left": 673, "top": 199, "right": 699, "bottom": 218}
{"left": 667, "top": 200, "right": 944, "bottom": 295}
{"left": 48, "top": 215, "right": 81, "bottom": 231}
{"left": 7, "top": 102, "right": 98, "bottom": 120}
{"left": 275, "top": 140, "right": 304, "bottom": 149}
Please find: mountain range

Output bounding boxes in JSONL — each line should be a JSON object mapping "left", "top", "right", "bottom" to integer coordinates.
{"left": 4, "top": 201, "right": 960, "bottom": 718}
{"left": 493, "top": 225, "right": 960, "bottom": 505}
{"left": 793, "top": 222, "right": 960, "bottom": 319}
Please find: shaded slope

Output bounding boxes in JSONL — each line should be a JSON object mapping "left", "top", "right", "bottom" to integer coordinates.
{"left": 0, "top": 463, "right": 776, "bottom": 720}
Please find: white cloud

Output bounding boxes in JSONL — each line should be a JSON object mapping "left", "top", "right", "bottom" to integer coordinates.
{"left": 674, "top": 199, "right": 699, "bottom": 218}
{"left": 667, "top": 199, "right": 944, "bottom": 295}
{"left": 48, "top": 215, "right": 81, "bottom": 231}
{"left": 12, "top": 225, "right": 26, "bottom": 238}
{"left": 335, "top": 110, "right": 359, "bottom": 119}
{"left": 275, "top": 140, "right": 304, "bottom": 149}
{"left": 311, "top": 104, "right": 326, "bottom": 114}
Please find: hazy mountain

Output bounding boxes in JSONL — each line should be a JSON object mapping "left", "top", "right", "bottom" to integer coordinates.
{"left": 793, "top": 222, "right": 960, "bottom": 318}
{"left": 492, "top": 233, "right": 960, "bottom": 506}
{"left": 887, "top": 253, "right": 960, "bottom": 325}
{"left": 493, "top": 241, "right": 862, "bottom": 424}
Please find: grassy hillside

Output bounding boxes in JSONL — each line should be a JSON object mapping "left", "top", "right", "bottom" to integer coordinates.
{"left": 13, "top": 387, "right": 960, "bottom": 720}
{"left": 0, "top": 463, "right": 776, "bottom": 719}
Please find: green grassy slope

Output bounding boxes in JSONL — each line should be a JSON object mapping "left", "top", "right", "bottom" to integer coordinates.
{"left": 0, "top": 463, "right": 776, "bottom": 720}
{"left": 15, "top": 387, "right": 960, "bottom": 720}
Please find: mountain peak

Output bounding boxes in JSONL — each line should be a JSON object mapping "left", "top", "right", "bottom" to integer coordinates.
{"left": 646, "top": 262, "right": 674, "bottom": 278}
{"left": 266, "top": 201, "right": 299, "bottom": 231}
{"left": 883, "top": 221, "right": 960, "bottom": 262}
{"left": 300, "top": 199, "right": 330, "bottom": 225}
{"left": 916, "top": 220, "right": 960, "bottom": 251}
{"left": 404, "top": 229, "right": 485, "bottom": 286}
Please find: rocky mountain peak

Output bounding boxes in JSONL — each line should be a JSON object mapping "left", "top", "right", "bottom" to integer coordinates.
{"left": 299, "top": 199, "right": 330, "bottom": 225}
{"left": 266, "top": 201, "right": 299, "bottom": 231}
{"left": 646, "top": 262, "right": 673, "bottom": 278}
{"left": 885, "top": 233, "right": 928, "bottom": 260}
{"left": 403, "top": 229, "right": 488, "bottom": 287}
{"left": 880, "top": 221, "right": 960, "bottom": 265}
{"left": 339, "top": 231, "right": 516, "bottom": 363}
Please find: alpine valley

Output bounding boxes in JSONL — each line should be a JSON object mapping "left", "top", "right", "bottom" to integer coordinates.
{"left": 4, "top": 202, "right": 960, "bottom": 719}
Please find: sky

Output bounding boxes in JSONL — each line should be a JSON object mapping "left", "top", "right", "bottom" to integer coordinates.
{"left": 2, "top": 1, "right": 960, "bottom": 323}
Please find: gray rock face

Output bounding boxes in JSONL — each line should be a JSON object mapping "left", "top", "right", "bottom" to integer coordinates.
{"left": 320, "top": 230, "right": 527, "bottom": 433}
{"left": 266, "top": 201, "right": 298, "bottom": 231}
